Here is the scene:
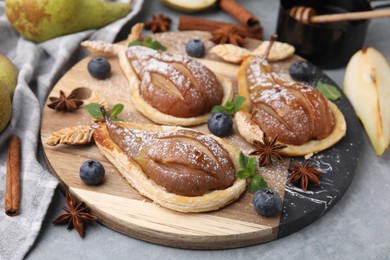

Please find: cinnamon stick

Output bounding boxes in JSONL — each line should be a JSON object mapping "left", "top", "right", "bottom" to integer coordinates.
{"left": 178, "top": 16, "right": 263, "bottom": 40}
{"left": 219, "top": 0, "right": 262, "bottom": 31}
{"left": 5, "top": 135, "right": 21, "bottom": 216}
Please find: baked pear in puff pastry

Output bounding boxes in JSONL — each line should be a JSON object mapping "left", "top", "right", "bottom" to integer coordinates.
{"left": 236, "top": 38, "right": 346, "bottom": 156}
{"left": 82, "top": 39, "right": 233, "bottom": 126}
{"left": 93, "top": 116, "right": 246, "bottom": 213}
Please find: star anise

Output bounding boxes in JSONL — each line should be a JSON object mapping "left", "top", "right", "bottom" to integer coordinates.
{"left": 210, "top": 26, "right": 246, "bottom": 46}
{"left": 47, "top": 89, "right": 83, "bottom": 112}
{"left": 144, "top": 14, "right": 172, "bottom": 33}
{"left": 52, "top": 191, "right": 97, "bottom": 238}
{"left": 288, "top": 161, "right": 321, "bottom": 192}
{"left": 249, "top": 133, "right": 287, "bottom": 166}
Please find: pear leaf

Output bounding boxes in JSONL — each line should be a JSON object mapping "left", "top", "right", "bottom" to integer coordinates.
{"left": 316, "top": 81, "right": 341, "bottom": 101}
{"left": 85, "top": 103, "right": 103, "bottom": 120}
{"left": 111, "top": 103, "right": 124, "bottom": 117}
{"left": 85, "top": 103, "right": 125, "bottom": 121}
{"left": 128, "top": 37, "right": 167, "bottom": 51}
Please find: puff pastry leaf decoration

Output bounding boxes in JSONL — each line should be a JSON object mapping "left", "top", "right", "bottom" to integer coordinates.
{"left": 210, "top": 44, "right": 252, "bottom": 63}
{"left": 210, "top": 41, "right": 295, "bottom": 64}
{"left": 46, "top": 125, "right": 95, "bottom": 146}
{"left": 252, "top": 41, "right": 295, "bottom": 62}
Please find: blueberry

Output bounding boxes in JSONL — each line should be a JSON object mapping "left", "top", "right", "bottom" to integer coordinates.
{"left": 207, "top": 112, "right": 233, "bottom": 137}
{"left": 253, "top": 189, "right": 283, "bottom": 217}
{"left": 87, "top": 57, "right": 111, "bottom": 79}
{"left": 288, "top": 61, "right": 322, "bottom": 83}
{"left": 79, "top": 160, "right": 105, "bottom": 185}
{"left": 185, "top": 39, "right": 205, "bottom": 58}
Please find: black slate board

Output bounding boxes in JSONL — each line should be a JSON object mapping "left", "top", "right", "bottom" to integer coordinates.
{"left": 278, "top": 72, "right": 363, "bottom": 238}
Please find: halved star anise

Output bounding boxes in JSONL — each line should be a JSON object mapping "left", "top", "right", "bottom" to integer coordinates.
{"left": 144, "top": 14, "right": 172, "bottom": 33}
{"left": 288, "top": 161, "right": 321, "bottom": 192}
{"left": 47, "top": 89, "right": 83, "bottom": 112}
{"left": 249, "top": 133, "right": 287, "bottom": 166}
{"left": 210, "top": 26, "right": 246, "bottom": 46}
{"left": 52, "top": 191, "right": 97, "bottom": 238}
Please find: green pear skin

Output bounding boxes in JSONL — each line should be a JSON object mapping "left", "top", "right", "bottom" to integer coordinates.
{"left": 5, "top": 0, "right": 132, "bottom": 43}
{"left": 0, "top": 82, "right": 12, "bottom": 133}
{"left": 0, "top": 54, "right": 18, "bottom": 96}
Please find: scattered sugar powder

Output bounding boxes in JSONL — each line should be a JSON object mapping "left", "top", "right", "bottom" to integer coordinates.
{"left": 107, "top": 123, "right": 233, "bottom": 177}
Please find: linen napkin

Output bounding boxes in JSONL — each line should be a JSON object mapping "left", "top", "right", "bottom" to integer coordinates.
{"left": 0, "top": 1, "right": 143, "bottom": 259}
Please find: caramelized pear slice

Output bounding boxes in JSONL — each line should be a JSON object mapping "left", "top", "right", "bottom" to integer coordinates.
{"left": 104, "top": 120, "right": 236, "bottom": 196}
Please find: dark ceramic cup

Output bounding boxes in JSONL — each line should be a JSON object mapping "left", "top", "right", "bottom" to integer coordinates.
{"left": 276, "top": 0, "right": 371, "bottom": 69}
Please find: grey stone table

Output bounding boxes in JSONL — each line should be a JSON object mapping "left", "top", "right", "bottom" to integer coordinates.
{"left": 27, "top": 1, "right": 390, "bottom": 259}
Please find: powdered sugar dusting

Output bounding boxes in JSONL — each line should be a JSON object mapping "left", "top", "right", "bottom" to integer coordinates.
{"left": 126, "top": 46, "right": 223, "bottom": 117}
{"left": 106, "top": 122, "right": 235, "bottom": 195}
{"left": 245, "top": 55, "right": 334, "bottom": 145}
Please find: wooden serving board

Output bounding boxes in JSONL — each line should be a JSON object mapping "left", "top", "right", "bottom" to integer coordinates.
{"left": 40, "top": 31, "right": 363, "bottom": 249}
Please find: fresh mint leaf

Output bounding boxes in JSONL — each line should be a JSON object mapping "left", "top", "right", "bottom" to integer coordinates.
{"left": 249, "top": 175, "right": 268, "bottom": 193}
{"left": 239, "top": 152, "right": 256, "bottom": 175}
{"left": 128, "top": 37, "right": 167, "bottom": 51}
{"left": 236, "top": 170, "right": 251, "bottom": 179}
{"left": 239, "top": 151, "right": 248, "bottom": 169}
{"left": 148, "top": 40, "right": 167, "bottom": 51}
{"left": 246, "top": 157, "right": 257, "bottom": 175}
{"left": 111, "top": 104, "right": 124, "bottom": 117}
{"left": 238, "top": 151, "right": 268, "bottom": 193}
{"left": 232, "top": 96, "right": 246, "bottom": 113}
{"left": 225, "top": 100, "right": 234, "bottom": 110}
{"left": 211, "top": 96, "right": 246, "bottom": 117}
{"left": 85, "top": 103, "right": 103, "bottom": 120}
{"left": 128, "top": 40, "right": 143, "bottom": 47}
{"left": 211, "top": 105, "right": 230, "bottom": 115}
{"left": 316, "top": 81, "right": 341, "bottom": 101}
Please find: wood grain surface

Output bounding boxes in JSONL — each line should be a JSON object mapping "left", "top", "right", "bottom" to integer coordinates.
{"left": 41, "top": 31, "right": 354, "bottom": 249}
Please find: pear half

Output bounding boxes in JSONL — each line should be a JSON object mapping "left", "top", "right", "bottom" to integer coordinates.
{"left": 161, "top": 0, "right": 217, "bottom": 12}
{"left": 344, "top": 47, "right": 390, "bottom": 156}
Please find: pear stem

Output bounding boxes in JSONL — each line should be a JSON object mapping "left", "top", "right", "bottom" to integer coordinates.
{"left": 262, "top": 34, "right": 278, "bottom": 60}
{"left": 100, "top": 106, "right": 111, "bottom": 123}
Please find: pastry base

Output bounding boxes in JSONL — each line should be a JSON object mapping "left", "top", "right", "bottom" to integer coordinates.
{"left": 93, "top": 122, "right": 246, "bottom": 213}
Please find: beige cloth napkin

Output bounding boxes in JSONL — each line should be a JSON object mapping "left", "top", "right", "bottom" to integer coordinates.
{"left": 0, "top": 1, "right": 143, "bottom": 259}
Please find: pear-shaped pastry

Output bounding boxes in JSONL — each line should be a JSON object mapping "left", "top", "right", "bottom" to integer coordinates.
{"left": 236, "top": 37, "right": 346, "bottom": 156}
{"left": 93, "top": 117, "right": 246, "bottom": 213}
{"left": 82, "top": 31, "right": 233, "bottom": 126}
{"left": 127, "top": 46, "right": 232, "bottom": 122}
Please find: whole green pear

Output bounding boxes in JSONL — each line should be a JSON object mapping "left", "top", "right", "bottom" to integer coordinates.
{"left": 5, "top": 0, "right": 132, "bottom": 43}
{"left": 0, "top": 54, "right": 18, "bottom": 96}
{"left": 0, "top": 82, "right": 12, "bottom": 133}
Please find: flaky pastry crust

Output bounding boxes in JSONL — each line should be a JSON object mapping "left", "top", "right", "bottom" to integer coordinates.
{"left": 236, "top": 56, "right": 346, "bottom": 156}
{"left": 81, "top": 40, "right": 234, "bottom": 126}
{"left": 93, "top": 122, "right": 246, "bottom": 213}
